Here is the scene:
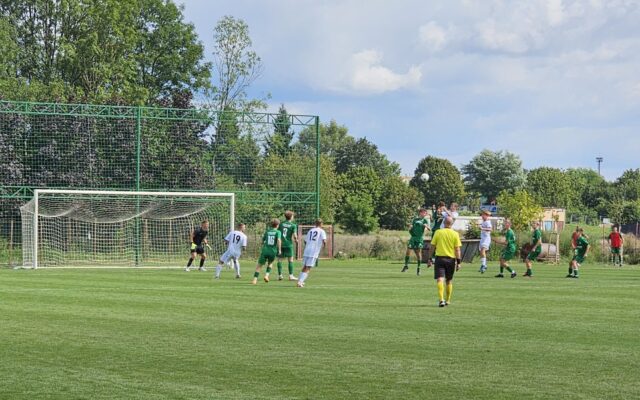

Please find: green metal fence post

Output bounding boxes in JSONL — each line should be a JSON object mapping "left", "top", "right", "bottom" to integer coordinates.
{"left": 135, "top": 106, "right": 142, "bottom": 266}
{"left": 136, "top": 106, "right": 142, "bottom": 191}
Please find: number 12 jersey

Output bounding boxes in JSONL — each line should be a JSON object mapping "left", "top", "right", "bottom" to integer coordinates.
{"left": 303, "top": 227, "right": 327, "bottom": 258}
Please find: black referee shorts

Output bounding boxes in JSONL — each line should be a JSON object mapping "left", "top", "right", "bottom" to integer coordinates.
{"left": 434, "top": 256, "right": 456, "bottom": 281}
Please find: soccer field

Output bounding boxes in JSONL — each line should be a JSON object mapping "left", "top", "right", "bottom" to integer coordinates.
{"left": 1, "top": 260, "right": 639, "bottom": 400}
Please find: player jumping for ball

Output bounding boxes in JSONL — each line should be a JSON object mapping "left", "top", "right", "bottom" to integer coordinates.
{"left": 297, "top": 219, "right": 327, "bottom": 288}
{"left": 440, "top": 202, "right": 459, "bottom": 229}
{"left": 214, "top": 223, "right": 248, "bottom": 279}
{"left": 185, "top": 220, "right": 209, "bottom": 272}
{"left": 431, "top": 201, "right": 446, "bottom": 237}
{"left": 402, "top": 207, "right": 430, "bottom": 276}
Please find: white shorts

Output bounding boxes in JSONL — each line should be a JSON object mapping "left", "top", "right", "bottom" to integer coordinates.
{"left": 220, "top": 250, "right": 240, "bottom": 264}
{"left": 303, "top": 256, "right": 318, "bottom": 268}
{"left": 479, "top": 240, "right": 491, "bottom": 251}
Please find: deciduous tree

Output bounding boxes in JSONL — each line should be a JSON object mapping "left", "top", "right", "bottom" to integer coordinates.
{"left": 462, "top": 150, "right": 526, "bottom": 201}
{"left": 410, "top": 156, "right": 465, "bottom": 206}
{"left": 497, "top": 190, "right": 543, "bottom": 231}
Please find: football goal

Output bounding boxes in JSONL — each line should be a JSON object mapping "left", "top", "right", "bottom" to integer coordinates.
{"left": 20, "top": 189, "right": 234, "bottom": 268}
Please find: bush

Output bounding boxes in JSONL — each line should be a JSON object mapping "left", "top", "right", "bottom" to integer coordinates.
{"left": 333, "top": 232, "right": 405, "bottom": 259}
{"left": 0, "top": 237, "right": 21, "bottom": 267}
{"left": 338, "top": 195, "right": 379, "bottom": 234}
{"left": 369, "top": 236, "right": 405, "bottom": 259}
{"left": 622, "top": 234, "right": 640, "bottom": 265}
{"left": 465, "top": 220, "right": 480, "bottom": 239}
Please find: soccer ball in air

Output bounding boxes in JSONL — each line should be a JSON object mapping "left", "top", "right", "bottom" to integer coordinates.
{"left": 420, "top": 173, "right": 430, "bottom": 182}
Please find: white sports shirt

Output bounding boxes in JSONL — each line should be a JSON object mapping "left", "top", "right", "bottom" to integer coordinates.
{"left": 480, "top": 220, "right": 492, "bottom": 242}
{"left": 224, "top": 230, "right": 248, "bottom": 255}
{"left": 303, "top": 227, "right": 327, "bottom": 257}
{"left": 440, "top": 211, "right": 459, "bottom": 229}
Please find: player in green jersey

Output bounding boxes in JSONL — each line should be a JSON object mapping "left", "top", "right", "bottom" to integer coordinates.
{"left": 495, "top": 219, "right": 517, "bottom": 278}
{"left": 277, "top": 210, "right": 299, "bottom": 281}
{"left": 402, "top": 208, "right": 430, "bottom": 276}
{"left": 431, "top": 201, "right": 446, "bottom": 236}
{"left": 567, "top": 228, "right": 589, "bottom": 278}
{"left": 524, "top": 221, "right": 542, "bottom": 277}
{"left": 251, "top": 219, "right": 282, "bottom": 285}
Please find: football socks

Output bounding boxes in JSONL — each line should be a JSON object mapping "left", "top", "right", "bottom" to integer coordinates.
{"left": 437, "top": 281, "right": 445, "bottom": 302}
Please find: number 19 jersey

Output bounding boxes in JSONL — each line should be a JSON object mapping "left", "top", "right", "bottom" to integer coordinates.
{"left": 224, "top": 230, "right": 248, "bottom": 256}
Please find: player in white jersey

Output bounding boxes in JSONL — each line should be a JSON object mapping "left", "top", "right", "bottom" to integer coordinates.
{"left": 440, "top": 202, "right": 459, "bottom": 229}
{"left": 296, "top": 219, "right": 327, "bottom": 288}
{"left": 478, "top": 210, "right": 492, "bottom": 273}
{"left": 214, "top": 223, "right": 248, "bottom": 279}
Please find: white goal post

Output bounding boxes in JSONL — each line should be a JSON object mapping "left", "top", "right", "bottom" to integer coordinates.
{"left": 20, "top": 189, "right": 235, "bottom": 268}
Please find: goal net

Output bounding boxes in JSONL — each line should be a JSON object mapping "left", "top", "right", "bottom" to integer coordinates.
{"left": 20, "top": 190, "right": 234, "bottom": 268}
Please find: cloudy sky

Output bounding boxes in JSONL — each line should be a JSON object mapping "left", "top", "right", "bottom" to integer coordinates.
{"left": 180, "top": 0, "right": 640, "bottom": 180}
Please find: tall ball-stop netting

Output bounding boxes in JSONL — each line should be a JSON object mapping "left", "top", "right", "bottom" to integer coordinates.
{"left": 0, "top": 100, "right": 321, "bottom": 267}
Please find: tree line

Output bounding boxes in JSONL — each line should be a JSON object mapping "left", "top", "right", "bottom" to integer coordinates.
{"left": 323, "top": 147, "right": 640, "bottom": 234}
{"left": 1, "top": 3, "right": 638, "bottom": 232}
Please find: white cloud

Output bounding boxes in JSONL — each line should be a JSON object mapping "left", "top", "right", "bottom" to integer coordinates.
{"left": 546, "top": 0, "right": 566, "bottom": 26}
{"left": 475, "top": 18, "right": 541, "bottom": 54}
{"left": 419, "top": 21, "right": 448, "bottom": 52}
{"left": 348, "top": 50, "right": 422, "bottom": 94}
{"left": 180, "top": 0, "right": 640, "bottom": 179}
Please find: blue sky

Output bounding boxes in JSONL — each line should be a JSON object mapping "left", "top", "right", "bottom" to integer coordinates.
{"left": 180, "top": 0, "right": 640, "bottom": 181}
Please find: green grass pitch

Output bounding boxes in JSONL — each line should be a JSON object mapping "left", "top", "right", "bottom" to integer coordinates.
{"left": 1, "top": 260, "right": 639, "bottom": 399}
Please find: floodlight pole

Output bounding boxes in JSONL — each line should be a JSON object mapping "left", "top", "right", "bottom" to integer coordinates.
{"left": 596, "top": 157, "right": 603, "bottom": 176}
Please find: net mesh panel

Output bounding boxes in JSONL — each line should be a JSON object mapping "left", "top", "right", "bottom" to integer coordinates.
{"left": 20, "top": 192, "right": 231, "bottom": 268}
{"left": 0, "top": 101, "right": 320, "bottom": 266}
{"left": 0, "top": 111, "right": 137, "bottom": 189}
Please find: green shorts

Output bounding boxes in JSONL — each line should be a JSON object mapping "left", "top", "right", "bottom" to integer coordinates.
{"left": 407, "top": 237, "right": 424, "bottom": 250}
{"left": 573, "top": 254, "right": 586, "bottom": 264}
{"left": 280, "top": 246, "right": 294, "bottom": 258}
{"left": 527, "top": 248, "right": 541, "bottom": 261}
{"left": 501, "top": 248, "right": 516, "bottom": 261}
{"left": 611, "top": 247, "right": 621, "bottom": 255}
{"left": 258, "top": 251, "right": 277, "bottom": 265}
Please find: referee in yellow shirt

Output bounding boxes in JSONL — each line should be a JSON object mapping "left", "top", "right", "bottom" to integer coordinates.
{"left": 427, "top": 216, "right": 462, "bottom": 307}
